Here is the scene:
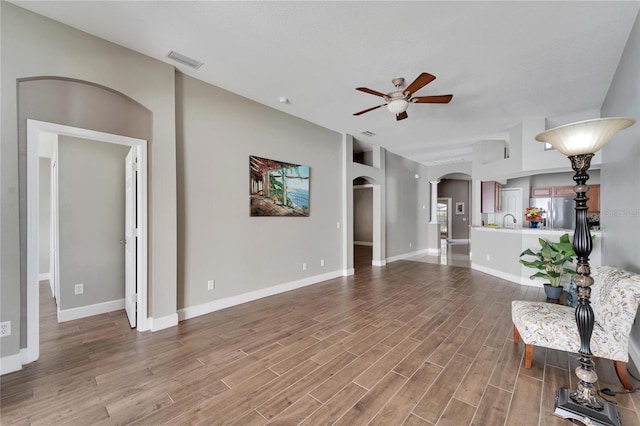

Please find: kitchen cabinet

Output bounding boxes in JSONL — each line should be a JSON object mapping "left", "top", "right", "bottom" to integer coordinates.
{"left": 553, "top": 186, "right": 575, "bottom": 197}
{"left": 530, "top": 184, "right": 600, "bottom": 212}
{"left": 587, "top": 184, "right": 600, "bottom": 213}
{"left": 531, "top": 187, "right": 552, "bottom": 197}
{"left": 481, "top": 181, "right": 502, "bottom": 213}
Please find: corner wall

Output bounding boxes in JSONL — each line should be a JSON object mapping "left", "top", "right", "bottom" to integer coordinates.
{"left": 1, "top": 3, "right": 177, "bottom": 360}
{"left": 385, "top": 151, "right": 431, "bottom": 258}
{"left": 601, "top": 10, "right": 640, "bottom": 363}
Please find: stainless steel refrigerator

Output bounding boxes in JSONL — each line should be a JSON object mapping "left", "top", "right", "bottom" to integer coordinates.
{"left": 528, "top": 197, "right": 575, "bottom": 230}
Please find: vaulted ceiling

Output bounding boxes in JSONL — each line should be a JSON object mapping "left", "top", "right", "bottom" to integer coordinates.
{"left": 12, "top": 1, "right": 640, "bottom": 165}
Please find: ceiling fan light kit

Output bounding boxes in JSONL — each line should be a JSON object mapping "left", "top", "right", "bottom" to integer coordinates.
{"left": 354, "top": 72, "right": 452, "bottom": 121}
{"left": 387, "top": 99, "right": 409, "bottom": 114}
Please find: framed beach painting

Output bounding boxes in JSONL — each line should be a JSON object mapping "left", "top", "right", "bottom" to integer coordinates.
{"left": 249, "top": 155, "right": 310, "bottom": 217}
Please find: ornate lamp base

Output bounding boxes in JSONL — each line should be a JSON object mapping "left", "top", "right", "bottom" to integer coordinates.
{"left": 554, "top": 388, "right": 620, "bottom": 426}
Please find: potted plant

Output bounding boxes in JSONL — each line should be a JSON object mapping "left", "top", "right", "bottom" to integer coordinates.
{"left": 519, "top": 233, "right": 576, "bottom": 300}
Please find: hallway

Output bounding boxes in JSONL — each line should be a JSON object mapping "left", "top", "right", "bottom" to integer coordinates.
{"left": 406, "top": 240, "right": 471, "bottom": 268}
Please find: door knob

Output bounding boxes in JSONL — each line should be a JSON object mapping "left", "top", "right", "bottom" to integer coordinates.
{"left": 119, "top": 239, "right": 126, "bottom": 245}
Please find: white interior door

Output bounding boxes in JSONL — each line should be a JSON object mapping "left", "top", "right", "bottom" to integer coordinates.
{"left": 124, "top": 148, "right": 137, "bottom": 328}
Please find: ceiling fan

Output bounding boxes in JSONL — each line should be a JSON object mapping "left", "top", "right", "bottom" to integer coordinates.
{"left": 353, "top": 72, "right": 453, "bottom": 121}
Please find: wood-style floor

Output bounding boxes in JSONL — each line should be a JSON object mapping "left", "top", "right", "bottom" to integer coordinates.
{"left": 2, "top": 250, "right": 640, "bottom": 425}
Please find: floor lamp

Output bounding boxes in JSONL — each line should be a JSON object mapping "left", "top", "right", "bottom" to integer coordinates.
{"left": 535, "top": 117, "right": 636, "bottom": 426}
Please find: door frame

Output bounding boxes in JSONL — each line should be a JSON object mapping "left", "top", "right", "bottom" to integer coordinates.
{"left": 26, "top": 119, "right": 149, "bottom": 364}
{"left": 437, "top": 197, "right": 453, "bottom": 241}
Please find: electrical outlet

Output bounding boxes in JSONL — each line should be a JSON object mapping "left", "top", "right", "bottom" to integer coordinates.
{"left": 486, "top": 254, "right": 491, "bottom": 261}
{"left": 302, "top": 263, "right": 307, "bottom": 271}
{"left": 409, "top": 242, "right": 413, "bottom": 248}
{"left": 320, "top": 259, "right": 325, "bottom": 267}
{"left": 0, "top": 321, "right": 11, "bottom": 337}
{"left": 208, "top": 279, "right": 215, "bottom": 290}
{"left": 336, "top": 222, "right": 340, "bottom": 229}
{"left": 74, "top": 283, "right": 84, "bottom": 295}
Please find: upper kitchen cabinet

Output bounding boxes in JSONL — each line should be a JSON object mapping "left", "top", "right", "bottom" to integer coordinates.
{"left": 587, "top": 184, "right": 600, "bottom": 213}
{"left": 481, "top": 181, "right": 502, "bottom": 213}
{"left": 553, "top": 186, "right": 575, "bottom": 197}
{"left": 531, "top": 187, "right": 552, "bottom": 197}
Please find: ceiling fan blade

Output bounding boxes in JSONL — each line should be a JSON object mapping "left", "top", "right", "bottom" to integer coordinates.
{"left": 411, "top": 94, "right": 453, "bottom": 104}
{"left": 403, "top": 73, "right": 436, "bottom": 96}
{"left": 356, "top": 87, "right": 387, "bottom": 97}
{"left": 396, "top": 111, "right": 408, "bottom": 121}
{"left": 353, "top": 104, "right": 386, "bottom": 116}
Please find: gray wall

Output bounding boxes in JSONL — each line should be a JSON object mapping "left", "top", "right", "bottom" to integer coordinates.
{"left": 385, "top": 151, "right": 430, "bottom": 257}
{"left": 601, "top": 10, "right": 640, "bottom": 272}
{"left": 1, "top": 2, "right": 176, "bottom": 357}
{"left": 39, "top": 158, "right": 51, "bottom": 275}
{"left": 58, "top": 137, "right": 129, "bottom": 310}
{"left": 439, "top": 179, "right": 470, "bottom": 240}
{"left": 353, "top": 187, "right": 373, "bottom": 243}
{"left": 601, "top": 11, "right": 640, "bottom": 352}
{"left": 176, "top": 73, "right": 343, "bottom": 310}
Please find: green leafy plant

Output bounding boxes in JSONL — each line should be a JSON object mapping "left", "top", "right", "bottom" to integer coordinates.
{"left": 519, "top": 233, "right": 576, "bottom": 287}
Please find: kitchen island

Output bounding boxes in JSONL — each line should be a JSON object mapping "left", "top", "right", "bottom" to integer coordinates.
{"left": 470, "top": 226, "right": 602, "bottom": 288}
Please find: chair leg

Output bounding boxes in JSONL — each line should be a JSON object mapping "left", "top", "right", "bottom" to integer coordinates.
{"left": 524, "top": 344, "right": 533, "bottom": 369}
{"left": 513, "top": 326, "right": 520, "bottom": 344}
{"left": 614, "top": 361, "right": 634, "bottom": 390}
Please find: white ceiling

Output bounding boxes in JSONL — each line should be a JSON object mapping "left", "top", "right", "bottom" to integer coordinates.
{"left": 12, "top": 1, "right": 639, "bottom": 165}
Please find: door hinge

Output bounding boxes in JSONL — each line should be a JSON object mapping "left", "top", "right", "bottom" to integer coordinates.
{"left": 135, "top": 228, "right": 141, "bottom": 238}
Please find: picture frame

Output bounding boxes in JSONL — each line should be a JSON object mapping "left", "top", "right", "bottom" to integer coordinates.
{"left": 249, "top": 155, "right": 310, "bottom": 217}
{"left": 455, "top": 202, "right": 464, "bottom": 215}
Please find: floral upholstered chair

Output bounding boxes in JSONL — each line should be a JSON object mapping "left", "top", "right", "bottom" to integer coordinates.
{"left": 512, "top": 266, "right": 640, "bottom": 390}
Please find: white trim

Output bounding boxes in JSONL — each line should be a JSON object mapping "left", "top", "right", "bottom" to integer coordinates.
{"left": 0, "top": 354, "right": 23, "bottom": 375}
{"left": 372, "top": 259, "right": 387, "bottom": 267}
{"left": 149, "top": 314, "right": 179, "bottom": 332}
{"left": 57, "top": 299, "right": 125, "bottom": 323}
{"left": 386, "top": 248, "right": 432, "bottom": 264}
{"left": 27, "top": 120, "right": 150, "bottom": 367}
{"left": 354, "top": 241, "right": 373, "bottom": 246}
{"left": 38, "top": 273, "right": 50, "bottom": 281}
{"left": 178, "top": 270, "right": 344, "bottom": 322}
{"left": 353, "top": 184, "right": 374, "bottom": 189}
{"left": 448, "top": 239, "right": 470, "bottom": 243}
{"left": 426, "top": 248, "right": 441, "bottom": 256}
{"left": 342, "top": 268, "right": 355, "bottom": 276}
{"left": 629, "top": 338, "right": 640, "bottom": 369}
{"left": 20, "top": 348, "right": 31, "bottom": 365}
{"left": 471, "top": 263, "right": 526, "bottom": 285}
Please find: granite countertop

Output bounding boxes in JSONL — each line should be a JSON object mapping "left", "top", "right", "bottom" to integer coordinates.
{"left": 473, "top": 226, "right": 601, "bottom": 235}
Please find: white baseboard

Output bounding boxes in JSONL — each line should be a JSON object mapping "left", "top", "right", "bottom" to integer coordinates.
{"left": 38, "top": 273, "right": 50, "bottom": 281}
{"left": 386, "top": 248, "right": 431, "bottom": 264}
{"left": 426, "top": 248, "right": 441, "bottom": 256}
{"left": 471, "top": 263, "right": 524, "bottom": 285}
{"left": 149, "top": 313, "right": 179, "bottom": 332}
{"left": 342, "top": 268, "right": 354, "bottom": 276}
{"left": 0, "top": 353, "right": 22, "bottom": 375}
{"left": 58, "top": 298, "right": 125, "bottom": 322}
{"left": 354, "top": 241, "right": 373, "bottom": 246}
{"left": 178, "top": 270, "right": 344, "bottom": 322}
{"left": 372, "top": 259, "right": 386, "bottom": 267}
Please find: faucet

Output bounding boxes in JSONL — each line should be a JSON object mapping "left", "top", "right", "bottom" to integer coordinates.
{"left": 502, "top": 213, "right": 517, "bottom": 228}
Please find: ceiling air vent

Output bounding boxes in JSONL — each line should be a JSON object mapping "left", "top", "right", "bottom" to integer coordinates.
{"left": 167, "top": 50, "right": 203, "bottom": 69}
{"left": 360, "top": 131, "right": 376, "bottom": 137}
